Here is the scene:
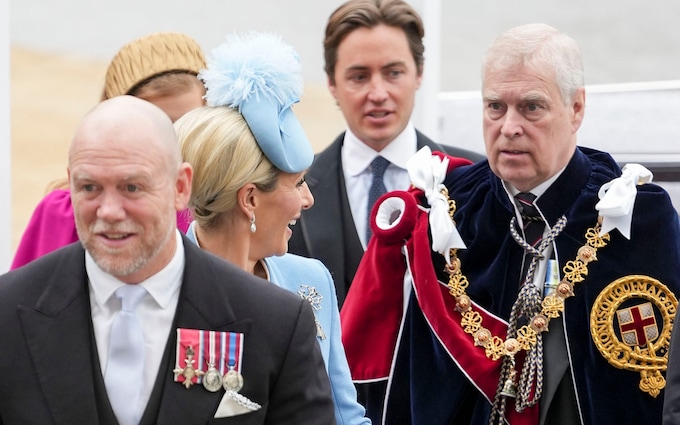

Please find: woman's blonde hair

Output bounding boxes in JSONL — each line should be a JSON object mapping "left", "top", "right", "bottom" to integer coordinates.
{"left": 175, "top": 106, "right": 279, "bottom": 229}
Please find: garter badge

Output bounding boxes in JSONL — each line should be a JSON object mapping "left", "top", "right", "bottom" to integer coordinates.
{"left": 590, "top": 275, "right": 678, "bottom": 397}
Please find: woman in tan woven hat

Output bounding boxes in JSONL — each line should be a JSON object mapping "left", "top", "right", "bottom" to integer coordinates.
{"left": 102, "top": 32, "right": 206, "bottom": 122}
{"left": 11, "top": 32, "right": 206, "bottom": 269}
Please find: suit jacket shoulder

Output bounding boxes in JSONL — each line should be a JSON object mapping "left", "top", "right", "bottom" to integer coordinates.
{"left": 0, "top": 243, "right": 101, "bottom": 424}
{"left": 415, "top": 130, "right": 485, "bottom": 163}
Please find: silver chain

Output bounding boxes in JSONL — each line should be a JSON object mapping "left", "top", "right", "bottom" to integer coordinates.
{"left": 489, "top": 215, "right": 567, "bottom": 424}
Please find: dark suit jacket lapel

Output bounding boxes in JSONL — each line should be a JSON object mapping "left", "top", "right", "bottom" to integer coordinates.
{"left": 418, "top": 129, "right": 486, "bottom": 162}
{"left": 300, "top": 134, "right": 362, "bottom": 304}
{"left": 153, "top": 237, "right": 253, "bottom": 425}
{"left": 18, "top": 244, "right": 100, "bottom": 424}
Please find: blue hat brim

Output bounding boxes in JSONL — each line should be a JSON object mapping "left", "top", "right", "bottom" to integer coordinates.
{"left": 240, "top": 96, "right": 314, "bottom": 174}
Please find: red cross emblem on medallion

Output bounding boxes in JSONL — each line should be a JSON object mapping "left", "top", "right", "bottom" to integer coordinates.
{"left": 616, "top": 302, "right": 659, "bottom": 347}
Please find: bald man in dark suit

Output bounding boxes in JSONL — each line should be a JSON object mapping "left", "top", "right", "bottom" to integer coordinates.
{"left": 0, "top": 96, "right": 334, "bottom": 425}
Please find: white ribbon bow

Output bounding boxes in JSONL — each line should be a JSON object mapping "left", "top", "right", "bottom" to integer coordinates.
{"left": 406, "top": 146, "right": 466, "bottom": 264}
{"left": 595, "top": 163, "right": 653, "bottom": 239}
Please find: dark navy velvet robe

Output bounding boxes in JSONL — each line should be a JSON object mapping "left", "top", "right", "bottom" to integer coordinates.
{"left": 346, "top": 147, "right": 680, "bottom": 425}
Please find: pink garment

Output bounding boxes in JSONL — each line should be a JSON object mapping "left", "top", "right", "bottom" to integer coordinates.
{"left": 11, "top": 189, "right": 193, "bottom": 269}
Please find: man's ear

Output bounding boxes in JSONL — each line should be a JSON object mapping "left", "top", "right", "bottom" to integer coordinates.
{"left": 174, "top": 162, "right": 193, "bottom": 211}
{"left": 570, "top": 86, "right": 586, "bottom": 133}
{"left": 415, "top": 65, "right": 423, "bottom": 90}
{"left": 328, "top": 74, "right": 338, "bottom": 100}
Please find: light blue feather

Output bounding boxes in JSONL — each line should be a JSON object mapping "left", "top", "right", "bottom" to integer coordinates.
{"left": 200, "top": 32, "right": 303, "bottom": 111}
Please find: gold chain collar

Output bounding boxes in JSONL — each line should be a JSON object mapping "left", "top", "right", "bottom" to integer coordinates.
{"left": 443, "top": 187, "right": 610, "bottom": 361}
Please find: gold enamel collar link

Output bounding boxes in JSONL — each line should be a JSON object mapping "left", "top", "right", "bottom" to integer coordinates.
{"left": 446, "top": 196, "right": 609, "bottom": 363}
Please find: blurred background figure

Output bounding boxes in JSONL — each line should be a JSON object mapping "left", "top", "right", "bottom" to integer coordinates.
{"left": 175, "top": 31, "right": 370, "bottom": 425}
{"left": 11, "top": 32, "right": 206, "bottom": 269}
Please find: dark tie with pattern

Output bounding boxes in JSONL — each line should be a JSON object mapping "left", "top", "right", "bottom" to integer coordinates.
{"left": 366, "top": 156, "right": 390, "bottom": 242}
{"left": 515, "top": 192, "right": 544, "bottom": 282}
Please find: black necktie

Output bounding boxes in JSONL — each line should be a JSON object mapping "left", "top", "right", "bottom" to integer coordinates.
{"left": 366, "top": 156, "right": 390, "bottom": 242}
{"left": 515, "top": 192, "right": 544, "bottom": 282}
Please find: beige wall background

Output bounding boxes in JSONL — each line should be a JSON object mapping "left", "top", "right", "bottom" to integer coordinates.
{"left": 10, "top": 47, "right": 346, "bottom": 254}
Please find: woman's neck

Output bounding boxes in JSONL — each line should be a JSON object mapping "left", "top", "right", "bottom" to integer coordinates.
{"left": 195, "top": 224, "right": 260, "bottom": 276}
{"left": 253, "top": 259, "right": 268, "bottom": 280}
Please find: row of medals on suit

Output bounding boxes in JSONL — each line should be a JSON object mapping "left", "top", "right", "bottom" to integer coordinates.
{"left": 174, "top": 345, "right": 244, "bottom": 393}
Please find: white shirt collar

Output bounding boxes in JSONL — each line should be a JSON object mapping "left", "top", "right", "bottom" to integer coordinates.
{"left": 342, "top": 122, "right": 418, "bottom": 176}
{"left": 503, "top": 165, "right": 567, "bottom": 204}
{"left": 88, "top": 229, "right": 185, "bottom": 309}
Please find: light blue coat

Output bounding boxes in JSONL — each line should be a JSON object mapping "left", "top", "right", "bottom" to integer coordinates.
{"left": 187, "top": 223, "right": 370, "bottom": 425}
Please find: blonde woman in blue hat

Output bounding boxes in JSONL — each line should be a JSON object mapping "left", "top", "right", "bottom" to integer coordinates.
{"left": 175, "top": 32, "right": 371, "bottom": 425}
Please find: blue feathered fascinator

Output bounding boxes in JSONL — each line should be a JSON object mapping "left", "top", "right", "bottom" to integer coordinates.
{"left": 200, "top": 32, "right": 313, "bottom": 173}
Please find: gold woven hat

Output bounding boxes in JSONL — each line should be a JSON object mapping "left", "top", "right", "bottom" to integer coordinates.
{"left": 104, "top": 32, "right": 206, "bottom": 99}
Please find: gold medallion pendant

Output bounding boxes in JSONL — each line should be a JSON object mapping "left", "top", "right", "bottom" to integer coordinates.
{"left": 590, "top": 275, "right": 678, "bottom": 397}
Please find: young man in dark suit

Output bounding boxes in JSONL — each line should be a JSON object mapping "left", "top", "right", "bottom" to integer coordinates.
{"left": 288, "top": 0, "right": 484, "bottom": 307}
{"left": 0, "top": 95, "right": 335, "bottom": 425}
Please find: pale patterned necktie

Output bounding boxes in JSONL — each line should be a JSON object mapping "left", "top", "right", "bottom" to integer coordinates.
{"left": 366, "top": 156, "right": 390, "bottom": 242}
{"left": 104, "top": 284, "right": 147, "bottom": 425}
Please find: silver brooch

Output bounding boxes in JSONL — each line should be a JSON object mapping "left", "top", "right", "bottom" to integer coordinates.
{"left": 297, "top": 285, "right": 326, "bottom": 340}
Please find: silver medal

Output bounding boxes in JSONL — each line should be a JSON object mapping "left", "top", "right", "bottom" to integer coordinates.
{"left": 202, "top": 331, "right": 223, "bottom": 392}
{"left": 203, "top": 364, "right": 223, "bottom": 392}
{"left": 223, "top": 368, "right": 244, "bottom": 392}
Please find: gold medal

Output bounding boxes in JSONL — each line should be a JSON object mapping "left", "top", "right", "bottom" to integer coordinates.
{"left": 173, "top": 345, "right": 204, "bottom": 389}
